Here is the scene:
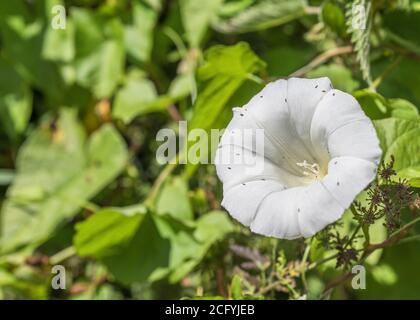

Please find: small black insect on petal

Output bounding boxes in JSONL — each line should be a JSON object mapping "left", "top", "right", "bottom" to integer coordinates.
{"left": 240, "top": 113, "right": 244, "bottom": 117}
{"left": 322, "top": 90, "right": 326, "bottom": 93}
{"left": 297, "top": 208, "right": 301, "bottom": 212}
{"left": 315, "top": 85, "right": 318, "bottom": 88}
{"left": 260, "top": 95, "right": 263, "bottom": 98}
{"left": 337, "top": 181, "right": 340, "bottom": 186}
{"left": 227, "top": 167, "right": 231, "bottom": 170}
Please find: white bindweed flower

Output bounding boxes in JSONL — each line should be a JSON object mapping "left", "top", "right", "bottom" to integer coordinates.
{"left": 215, "top": 77, "right": 382, "bottom": 239}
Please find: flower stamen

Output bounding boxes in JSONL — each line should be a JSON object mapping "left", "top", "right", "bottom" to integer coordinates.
{"left": 296, "top": 160, "right": 321, "bottom": 179}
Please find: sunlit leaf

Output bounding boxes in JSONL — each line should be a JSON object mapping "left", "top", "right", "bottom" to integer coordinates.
{"left": 374, "top": 117, "right": 420, "bottom": 186}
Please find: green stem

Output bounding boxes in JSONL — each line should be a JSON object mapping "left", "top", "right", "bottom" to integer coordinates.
{"left": 49, "top": 246, "right": 76, "bottom": 265}
{"left": 350, "top": 203, "right": 370, "bottom": 248}
{"left": 397, "top": 234, "right": 420, "bottom": 245}
{"left": 370, "top": 56, "right": 402, "bottom": 90}
{"left": 144, "top": 161, "right": 178, "bottom": 207}
{"left": 300, "top": 239, "right": 312, "bottom": 293}
{"left": 390, "top": 216, "right": 420, "bottom": 238}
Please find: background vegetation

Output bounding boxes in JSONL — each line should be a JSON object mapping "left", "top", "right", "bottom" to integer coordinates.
{"left": 0, "top": 0, "right": 419, "bottom": 300}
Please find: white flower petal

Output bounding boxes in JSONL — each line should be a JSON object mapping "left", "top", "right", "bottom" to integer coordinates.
{"left": 222, "top": 180, "right": 285, "bottom": 226}
{"left": 287, "top": 77, "right": 332, "bottom": 147}
{"left": 297, "top": 181, "right": 344, "bottom": 237}
{"left": 250, "top": 188, "right": 302, "bottom": 239}
{"left": 310, "top": 90, "right": 382, "bottom": 164}
{"left": 215, "top": 145, "right": 307, "bottom": 189}
{"left": 244, "top": 80, "right": 317, "bottom": 175}
{"left": 250, "top": 181, "right": 344, "bottom": 239}
{"left": 322, "top": 156, "right": 377, "bottom": 209}
{"left": 218, "top": 107, "right": 284, "bottom": 170}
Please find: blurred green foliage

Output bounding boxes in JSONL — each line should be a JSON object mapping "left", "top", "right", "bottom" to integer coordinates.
{"left": 0, "top": 0, "right": 419, "bottom": 300}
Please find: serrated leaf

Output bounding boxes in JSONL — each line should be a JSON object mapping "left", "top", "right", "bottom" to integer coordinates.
{"left": 345, "top": 0, "right": 372, "bottom": 84}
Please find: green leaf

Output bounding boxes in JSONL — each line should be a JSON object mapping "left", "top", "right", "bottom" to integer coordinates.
{"left": 321, "top": 1, "right": 346, "bottom": 37}
{"left": 112, "top": 72, "right": 164, "bottom": 123}
{"left": 94, "top": 40, "right": 125, "bottom": 98}
{"left": 345, "top": 0, "right": 372, "bottom": 84}
{"left": 371, "top": 264, "right": 398, "bottom": 286}
{"left": 0, "top": 170, "right": 15, "bottom": 186}
{"left": 0, "top": 110, "right": 128, "bottom": 253}
{"left": 0, "top": 266, "right": 48, "bottom": 299}
{"left": 374, "top": 117, "right": 420, "bottom": 186}
{"left": 0, "top": 16, "right": 65, "bottom": 103}
{"left": 387, "top": 98, "right": 419, "bottom": 120}
{"left": 74, "top": 209, "right": 144, "bottom": 258}
{"left": 307, "top": 64, "right": 359, "bottom": 92}
{"left": 42, "top": 20, "right": 75, "bottom": 62}
{"left": 102, "top": 212, "right": 173, "bottom": 284}
{"left": 0, "top": 57, "right": 32, "bottom": 141}
{"left": 262, "top": 45, "right": 316, "bottom": 77}
{"left": 185, "top": 43, "right": 265, "bottom": 175}
{"left": 374, "top": 57, "right": 420, "bottom": 109}
{"left": 354, "top": 89, "right": 390, "bottom": 120}
{"left": 74, "top": 209, "right": 233, "bottom": 285}
{"left": 383, "top": 10, "right": 420, "bottom": 55}
{"left": 194, "top": 210, "right": 234, "bottom": 243}
{"left": 72, "top": 9, "right": 125, "bottom": 98}
{"left": 156, "top": 176, "right": 193, "bottom": 221}
{"left": 124, "top": 1, "right": 159, "bottom": 63}
{"left": 213, "top": 0, "right": 306, "bottom": 34}
{"left": 354, "top": 90, "right": 418, "bottom": 121}
{"left": 180, "top": 0, "right": 224, "bottom": 48}
{"left": 229, "top": 274, "right": 243, "bottom": 300}
{"left": 198, "top": 42, "right": 266, "bottom": 80}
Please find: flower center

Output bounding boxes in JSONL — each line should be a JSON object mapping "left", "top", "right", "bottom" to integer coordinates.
{"left": 296, "top": 160, "right": 322, "bottom": 180}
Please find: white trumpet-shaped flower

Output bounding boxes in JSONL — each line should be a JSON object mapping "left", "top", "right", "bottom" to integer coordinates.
{"left": 215, "top": 77, "right": 382, "bottom": 239}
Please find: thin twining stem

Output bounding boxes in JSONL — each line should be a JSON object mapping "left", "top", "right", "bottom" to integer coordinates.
{"left": 288, "top": 46, "right": 353, "bottom": 78}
